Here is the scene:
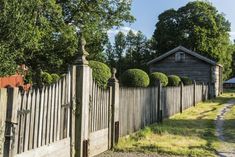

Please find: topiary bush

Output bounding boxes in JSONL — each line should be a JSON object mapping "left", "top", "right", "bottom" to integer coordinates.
{"left": 51, "top": 73, "right": 60, "bottom": 83}
{"left": 150, "top": 72, "right": 168, "bottom": 87}
{"left": 120, "top": 69, "right": 150, "bottom": 87}
{"left": 89, "top": 61, "right": 111, "bottom": 88}
{"left": 41, "top": 72, "right": 53, "bottom": 85}
{"left": 168, "top": 75, "right": 181, "bottom": 86}
{"left": 181, "top": 76, "right": 193, "bottom": 85}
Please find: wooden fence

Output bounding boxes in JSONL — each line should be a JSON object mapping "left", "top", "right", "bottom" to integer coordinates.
{"left": 119, "top": 83, "right": 209, "bottom": 137}
{"left": 0, "top": 62, "right": 210, "bottom": 157}
{"left": 88, "top": 80, "right": 112, "bottom": 157}
{"left": 119, "top": 87, "right": 159, "bottom": 136}
{"left": 0, "top": 70, "right": 72, "bottom": 157}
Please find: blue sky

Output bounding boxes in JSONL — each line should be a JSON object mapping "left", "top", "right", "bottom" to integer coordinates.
{"left": 108, "top": 0, "right": 235, "bottom": 42}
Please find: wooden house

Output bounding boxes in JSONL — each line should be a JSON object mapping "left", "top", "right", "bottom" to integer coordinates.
{"left": 147, "top": 46, "right": 223, "bottom": 97}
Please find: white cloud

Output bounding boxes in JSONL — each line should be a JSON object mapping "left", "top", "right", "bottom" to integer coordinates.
{"left": 107, "top": 27, "right": 138, "bottom": 36}
{"left": 230, "top": 32, "right": 235, "bottom": 36}
{"left": 229, "top": 32, "right": 235, "bottom": 41}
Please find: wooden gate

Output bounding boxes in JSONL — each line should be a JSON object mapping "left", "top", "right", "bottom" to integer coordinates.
{"left": 3, "top": 70, "right": 72, "bottom": 157}
{"left": 88, "top": 80, "right": 112, "bottom": 157}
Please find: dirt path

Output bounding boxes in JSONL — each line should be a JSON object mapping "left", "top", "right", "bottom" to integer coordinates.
{"left": 215, "top": 99, "right": 235, "bottom": 157}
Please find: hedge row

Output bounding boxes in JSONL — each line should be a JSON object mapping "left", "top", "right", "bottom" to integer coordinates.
{"left": 88, "top": 61, "right": 194, "bottom": 88}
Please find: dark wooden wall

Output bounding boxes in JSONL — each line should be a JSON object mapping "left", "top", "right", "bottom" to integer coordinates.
{"left": 149, "top": 53, "right": 212, "bottom": 83}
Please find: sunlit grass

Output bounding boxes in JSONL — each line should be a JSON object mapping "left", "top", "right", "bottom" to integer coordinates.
{"left": 115, "top": 90, "right": 235, "bottom": 157}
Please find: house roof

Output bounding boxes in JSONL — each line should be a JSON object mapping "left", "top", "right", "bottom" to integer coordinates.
{"left": 147, "top": 46, "right": 222, "bottom": 67}
{"left": 224, "top": 77, "right": 235, "bottom": 84}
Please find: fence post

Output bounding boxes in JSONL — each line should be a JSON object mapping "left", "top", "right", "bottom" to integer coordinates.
{"left": 71, "top": 36, "right": 91, "bottom": 157}
{"left": 180, "top": 82, "right": 183, "bottom": 113}
{"left": 108, "top": 68, "right": 119, "bottom": 148}
{"left": 3, "top": 88, "right": 20, "bottom": 157}
{"left": 157, "top": 80, "right": 163, "bottom": 123}
{"left": 193, "top": 80, "right": 196, "bottom": 107}
{"left": 0, "top": 89, "right": 7, "bottom": 157}
{"left": 202, "top": 82, "right": 204, "bottom": 101}
{"left": 208, "top": 82, "right": 211, "bottom": 99}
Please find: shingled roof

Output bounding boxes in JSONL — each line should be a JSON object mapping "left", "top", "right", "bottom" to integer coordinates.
{"left": 147, "top": 46, "right": 222, "bottom": 67}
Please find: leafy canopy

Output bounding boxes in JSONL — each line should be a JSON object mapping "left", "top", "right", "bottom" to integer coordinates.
{"left": 59, "top": 0, "right": 135, "bottom": 61}
{"left": 153, "top": 1, "right": 233, "bottom": 80}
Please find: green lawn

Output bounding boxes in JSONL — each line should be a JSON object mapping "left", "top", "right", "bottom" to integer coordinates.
{"left": 115, "top": 90, "right": 235, "bottom": 157}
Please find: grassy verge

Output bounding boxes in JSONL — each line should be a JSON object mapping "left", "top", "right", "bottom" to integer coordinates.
{"left": 115, "top": 90, "right": 235, "bottom": 157}
{"left": 219, "top": 93, "right": 235, "bottom": 152}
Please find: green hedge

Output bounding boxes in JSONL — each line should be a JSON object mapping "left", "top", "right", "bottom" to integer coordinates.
{"left": 89, "top": 61, "right": 111, "bottom": 88}
{"left": 168, "top": 75, "right": 181, "bottom": 86}
{"left": 150, "top": 72, "right": 168, "bottom": 87}
{"left": 41, "top": 72, "right": 53, "bottom": 85}
{"left": 51, "top": 74, "right": 60, "bottom": 83}
{"left": 120, "top": 69, "right": 150, "bottom": 87}
{"left": 181, "top": 76, "right": 193, "bottom": 85}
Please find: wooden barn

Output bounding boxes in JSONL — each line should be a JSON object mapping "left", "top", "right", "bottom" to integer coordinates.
{"left": 147, "top": 46, "right": 223, "bottom": 97}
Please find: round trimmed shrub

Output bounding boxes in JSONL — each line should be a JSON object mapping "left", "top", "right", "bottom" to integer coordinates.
{"left": 41, "top": 72, "right": 52, "bottom": 85}
{"left": 181, "top": 76, "right": 193, "bottom": 85}
{"left": 51, "top": 74, "right": 60, "bottom": 83}
{"left": 168, "top": 75, "right": 181, "bottom": 86}
{"left": 89, "top": 61, "right": 111, "bottom": 88}
{"left": 150, "top": 72, "right": 168, "bottom": 87}
{"left": 120, "top": 69, "right": 150, "bottom": 87}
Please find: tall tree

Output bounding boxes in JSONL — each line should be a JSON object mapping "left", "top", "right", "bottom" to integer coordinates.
{"left": 113, "top": 31, "right": 126, "bottom": 76}
{"left": 153, "top": 1, "right": 233, "bottom": 80}
{"left": 0, "top": 0, "right": 77, "bottom": 79}
{"left": 58, "top": 0, "right": 135, "bottom": 61}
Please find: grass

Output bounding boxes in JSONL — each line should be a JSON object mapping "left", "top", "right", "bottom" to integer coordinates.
{"left": 115, "top": 90, "right": 235, "bottom": 157}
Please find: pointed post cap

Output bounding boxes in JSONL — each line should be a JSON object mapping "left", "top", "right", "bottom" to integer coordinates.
{"left": 75, "top": 33, "right": 89, "bottom": 65}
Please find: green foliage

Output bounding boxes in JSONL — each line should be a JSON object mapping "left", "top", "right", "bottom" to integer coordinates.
{"left": 24, "top": 70, "right": 33, "bottom": 84}
{"left": 168, "top": 75, "right": 181, "bottom": 86}
{"left": 89, "top": 61, "right": 111, "bottom": 88}
{"left": 106, "top": 30, "right": 154, "bottom": 76}
{"left": 41, "top": 72, "right": 53, "bottom": 85}
{"left": 153, "top": 1, "right": 233, "bottom": 80}
{"left": 51, "top": 74, "right": 60, "bottom": 83}
{"left": 0, "top": 45, "right": 17, "bottom": 77}
{"left": 120, "top": 69, "right": 150, "bottom": 87}
{"left": 181, "top": 77, "right": 193, "bottom": 85}
{"left": 0, "top": 0, "right": 134, "bottom": 83}
{"left": 150, "top": 72, "right": 168, "bottom": 87}
{"left": 59, "top": 0, "right": 135, "bottom": 61}
{"left": 0, "top": 0, "right": 78, "bottom": 81}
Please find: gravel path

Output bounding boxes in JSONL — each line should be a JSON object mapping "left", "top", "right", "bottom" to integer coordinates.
{"left": 215, "top": 99, "right": 235, "bottom": 157}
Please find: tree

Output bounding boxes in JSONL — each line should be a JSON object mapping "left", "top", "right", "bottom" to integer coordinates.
{"left": 105, "top": 41, "right": 115, "bottom": 68}
{"left": 113, "top": 32, "right": 126, "bottom": 76}
{"left": 125, "top": 31, "right": 154, "bottom": 71}
{"left": 153, "top": 1, "right": 233, "bottom": 80}
{"left": 58, "top": 0, "right": 135, "bottom": 61}
{"left": 0, "top": 0, "right": 77, "bottom": 80}
{"left": 0, "top": 45, "right": 17, "bottom": 77}
{"left": 107, "top": 30, "right": 154, "bottom": 76}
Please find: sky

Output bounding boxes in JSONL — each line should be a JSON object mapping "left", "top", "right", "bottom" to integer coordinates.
{"left": 108, "top": 0, "right": 235, "bottom": 42}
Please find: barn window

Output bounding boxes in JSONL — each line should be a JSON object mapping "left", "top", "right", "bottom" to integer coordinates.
{"left": 175, "top": 52, "right": 185, "bottom": 62}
